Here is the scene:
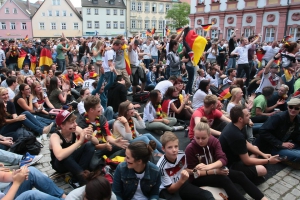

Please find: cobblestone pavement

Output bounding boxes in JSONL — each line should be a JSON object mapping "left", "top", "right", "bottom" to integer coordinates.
{"left": 37, "top": 139, "right": 300, "bottom": 200}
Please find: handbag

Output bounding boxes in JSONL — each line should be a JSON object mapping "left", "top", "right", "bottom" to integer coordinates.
{"left": 10, "top": 136, "right": 43, "bottom": 155}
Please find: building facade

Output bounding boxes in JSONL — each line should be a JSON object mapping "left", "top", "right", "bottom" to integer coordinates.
{"left": 190, "top": 0, "right": 300, "bottom": 42}
{"left": 81, "top": 0, "right": 126, "bottom": 37}
{"left": 0, "top": 0, "right": 39, "bottom": 39}
{"left": 125, "top": 0, "right": 181, "bottom": 37}
{"left": 32, "top": 0, "right": 82, "bottom": 38}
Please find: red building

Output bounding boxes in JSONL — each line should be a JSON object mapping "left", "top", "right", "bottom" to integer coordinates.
{"left": 189, "top": 0, "right": 300, "bottom": 42}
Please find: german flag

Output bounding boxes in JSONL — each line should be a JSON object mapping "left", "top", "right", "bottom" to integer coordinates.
{"left": 63, "top": 73, "right": 83, "bottom": 86}
{"left": 182, "top": 27, "right": 207, "bottom": 66}
{"left": 166, "top": 28, "right": 170, "bottom": 36}
{"left": 17, "top": 48, "right": 27, "bottom": 69}
{"left": 176, "top": 27, "right": 183, "bottom": 35}
{"left": 122, "top": 44, "right": 131, "bottom": 75}
{"left": 284, "top": 35, "right": 292, "bottom": 41}
{"left": 30, "top": 55, "right": 37, "bottom": 72}
{"left": 151, "top": 27, "right": 156, "bottom": 35}
{"left": 201, "top": 24, "right": 213, "bottom": 31}
{"left": 39, "top": 47, "right": 53, "bottom": 68}
{"left": 218, "top": 84, "right": 231, "bottom": 101}
{"left": 146, "top": 29, "right": 152, "bottom": 36}
{"left": 24, "top": 35, "right": 29, "bottom": 41}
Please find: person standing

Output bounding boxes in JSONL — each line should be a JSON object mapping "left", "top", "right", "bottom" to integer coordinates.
{"left": 56, "top": 38, "right": 72, "bottom": 72}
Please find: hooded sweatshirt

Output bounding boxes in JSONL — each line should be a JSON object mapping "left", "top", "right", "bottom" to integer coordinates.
{"left": 185, "top": 135, "right": 227, "bottom": 181}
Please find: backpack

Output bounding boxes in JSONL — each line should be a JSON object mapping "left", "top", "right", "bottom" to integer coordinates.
{"left": 10, "top": 135, "right": 43, "bottom": 155}
{"left": 132, "top": 91, "right": 150, "bottom": 103}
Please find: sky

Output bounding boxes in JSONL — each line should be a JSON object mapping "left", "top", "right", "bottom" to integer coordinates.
{"left": 29, "top": 0, "right": 81, "bottom": 7}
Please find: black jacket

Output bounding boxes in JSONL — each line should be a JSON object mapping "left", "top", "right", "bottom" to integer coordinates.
{"left": 107, "top": 82, "right": 127, "bottom": 113}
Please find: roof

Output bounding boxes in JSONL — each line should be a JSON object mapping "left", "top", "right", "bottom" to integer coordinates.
{"left": 81, "top": 0, "right": 126, "bottom": 9}
{"left": 13, "top": 0, "right": 40, "bottom": 18}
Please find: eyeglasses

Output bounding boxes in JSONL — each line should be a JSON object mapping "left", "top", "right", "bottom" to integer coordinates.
{"left": 288, "top": 105, "right": 300, "bottom": 111}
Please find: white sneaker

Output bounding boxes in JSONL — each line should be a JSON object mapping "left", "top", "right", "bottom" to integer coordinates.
{"left": 36, "top": 136, "right": 42, "bottom": 143}
{"left": 173, "top": 126, "right": 184, "bottom": 131}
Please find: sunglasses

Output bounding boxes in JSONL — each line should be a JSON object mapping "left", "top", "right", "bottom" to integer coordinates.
{"left": 288, "top": 105, "right": 300, "bottom": 111}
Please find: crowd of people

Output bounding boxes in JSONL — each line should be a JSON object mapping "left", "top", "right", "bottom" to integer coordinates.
{"left": 0, "top": 27, "right": 300, "bottom": 199}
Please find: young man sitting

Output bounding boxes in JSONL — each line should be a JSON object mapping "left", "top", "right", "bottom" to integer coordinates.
{"left": 76, "top": 95, "right": 129, "bottom": 170}
{"left": 157, "top": 131, "right": 214, "bottom": 200}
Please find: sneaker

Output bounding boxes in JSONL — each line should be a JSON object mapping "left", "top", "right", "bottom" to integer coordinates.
{"left": 43, "top": 122, "right": 54, "bottom": 135}
{"left": 20, "top": 153, "right": 43, "bottom": 167}
{"left": 173, "top": 126, "right": 184, "bottom": 131}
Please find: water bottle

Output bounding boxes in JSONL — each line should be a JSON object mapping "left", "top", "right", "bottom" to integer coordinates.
{"left": 182, "top": 90, "right": 186, "bottom": 98}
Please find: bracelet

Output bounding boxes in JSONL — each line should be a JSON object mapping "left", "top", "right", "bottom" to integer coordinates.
{"left": 206, "top": 170, "right": 208, "bottom": 176}
{"left": 267, "top": 159, "right": 270, "bottom": 164}
{"left": 273, "top": 56, "right": 279, "bottom": 60}
{"left": 213, "top": 169, "right": 216, "bottom": 175}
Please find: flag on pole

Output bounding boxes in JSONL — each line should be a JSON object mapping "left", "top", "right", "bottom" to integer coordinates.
{"left": 176, "top": 28, "right": 183, "bottom": 35}
{"left": 201, "top": 24, "right": 213, "bottom": 31}
{"left": 24, "top": 35, "right": 29, "bottom": 41}
{"left": 146, "top": 29, "right": 152, "bottom": 36}
{"left": 182, "top": 27, "right": 207, "bottom": 66}
{"left": 151, "top": 28, "right": 156, "bottom": 35}
{"left": 17, "top": 48, "right": 27, "bottom": 69}
{"left": 122, "top": 44, "right": 131, "bottom": 75}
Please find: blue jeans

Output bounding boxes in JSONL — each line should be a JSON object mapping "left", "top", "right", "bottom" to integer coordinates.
{"left": 170, "top": 70, "right": 181, "bottom": 77}
{"left": 57, "top": 59, "right": 66, "bottom": 72}
{"left": 8, "top": 63, "right": 18, "bottom": 71}
{"left": 227, "top": 57, "right": 236, "bottom": 69}
{"left": 15, "top": 190, "right": 63, "bottom": 200}
{"left": 271, "top": 145, "right": 300, "bottom": 163}
{"left": 132, "top": 133, "right": 163, "bottom": 154}
{"left": 143, "top": 59, "right": 151, "bottom": 69}
{"left": 152, "top": 56, "right": 158, "bottom": 64}
{"left": 0, "top": 132, "right": 19, "bottom": 149}
{"left": 185, "top": 65, "right": 195, "bottom": 94}
{"left": 0, "top": 149, "right": 22, "bottom": 165}
{"left": 104, "top": 106, "right": 114, "bottom": 121}
{"left": 4, "top": 167, "right": 64, "bottom": 199}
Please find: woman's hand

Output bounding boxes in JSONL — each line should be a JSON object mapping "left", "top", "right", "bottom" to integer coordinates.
{"left": 16, "top": 114, "right": 26, "bottom": 121}
{"left": 162, "top": 118, "right": 169, "bottom": 124}
{"left": 195, "top": 163, "right": 213, "bottom": 171}
{"left": 184, "top": 94, "right": 190, "bottom": 104}
{"left": 13, "top": 166, "right": 29, "bottom": 184}
{"left": 216, "top": 168, "right": 229, "bottom": 176}
{"left": 117, "top": 116, "right": 128, "bottom": 124}
{"left": 105, "top": 142, "right": 112, "bottom": 151}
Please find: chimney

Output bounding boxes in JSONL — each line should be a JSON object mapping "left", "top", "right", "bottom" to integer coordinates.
{"left": 27, "top": 0, "right": 30, "bottom": 10}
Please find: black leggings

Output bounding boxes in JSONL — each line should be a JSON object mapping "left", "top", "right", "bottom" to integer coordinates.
{"left": 192, "top": 169, "right": 264, "bottom": 200}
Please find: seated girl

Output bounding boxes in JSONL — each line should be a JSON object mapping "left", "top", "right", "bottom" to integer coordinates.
{"left": 112, "top": 141, "right": 161, "bottom": 200}
{"left": 185, "top": 117, "right": 267, "bottom": 200}
{"left": 193, "top": 80, "right": 212, "bottom": 110}
{"left": 113, "top": 101, "right": 164, "bottom": 156}
{"left": 48, "top": 76, "right": 70, "bottom": 109}
{"left": 143, "top": 90, "right": 183, "bottom": 135}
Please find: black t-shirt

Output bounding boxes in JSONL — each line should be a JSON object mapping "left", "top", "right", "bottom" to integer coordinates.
{"left": 13, "top": 94, "right": 26, "bottom": 115}
{"left": 228, "top": 38, "right": 237, "bottom": 57}
{"left": 5, "top": 47, "right": 19, "bottom": 64}
{"left": 219, "top": 123, "right": 248, "bottom": 167}
{"left": 6, "top": 101, "right": 16, "bottom": 118}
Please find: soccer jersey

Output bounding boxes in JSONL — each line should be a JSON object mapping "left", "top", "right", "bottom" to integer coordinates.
{"left": 157, "top": 151, "right": 186, "bottom": 189}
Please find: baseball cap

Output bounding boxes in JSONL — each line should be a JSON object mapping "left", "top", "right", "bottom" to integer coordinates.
{"left": 287, "top": 98, "right": 300, "bottom": 106}
{"left": 56, "top": 110, "right": 74, "bottom": 126}
{"left": 89, "top": 72, "right": 98, "bottom": 78}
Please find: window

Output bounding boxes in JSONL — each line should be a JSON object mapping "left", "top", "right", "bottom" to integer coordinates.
{"left": 145, "top": 3, "right": 149, "bottom": 12}
{"left": 74, "top": 23, "right": 78, "bottom": 30}
{"left": 87, "top": 8, "right": 91, "bottom": 15}
{"left": 106, "top": 21, "right": 111, "bottom": 29}
{"left": 1, "top": 22, "right": 6, "bottom": 30}
{"left": 52, "top": 0, "right": 56, "bottom": 5}
{"left": 152, "top": 3, "right": 156, "bottom": 12}
{"left": 131, "top": 2, "right": 135, "bottom": 11}
{"left": 159, "top": 21, "right": 163, "bottom": 29}
{"left": 95, "top": 9, "right": 98, "bottom": 15}
{"left": 21, "top": 22, "right": 27, "bottom": 30}
{"left": 152, "top": 20, "right": 156, "bottom": 29}
{"left": 56, "top": 10, "right": 59, "bottom": 16}
{"left": 120, "top": 21, "right": 124, "bottom": 29}
{"left": 52, "top": 0, "right": 60, "bottom": 5}
{"left": 95, "top": 21, "right": 99, "bottom": 28}
{"left": 63, "top": 10, "right": 66, "bottom": 16}
{"left": 48, "top": 10, "right": 52, "bottom": 16}
{"left": 114, "top": 9, "right": 117, "bottom": 15}
{"left": 144, "top": 20, "right": 149, "bottom": 29}
{"left": 265, "top": 27, "right": 275, "bottom": 42}
{"left": 42, "top": 12, "right": 45, "bottom": 16}
{"left": 39, "top": 22, "right": 45, "bottom": 30}
{"left": 5, "top": 8, "right": 9, "bottom": 14}
{"left": 87, "top": 21, "right": 92, "bottom": 28}
{"left": 70, "top": 13, "right": 73, "bottom": 16}
{"left": 51, "top": 22, "right": 56, "bottom": 30}
{"left": 211, "top": 29, "right": 218, "bottom": 39}
{"left": 290, "top": 27, "right": 300, "bottom": 42}
{"left": 137, "top": 2, "right": 142, "bottom": 11}
{"left": 244, "top": 28, "right": 253, "bottom": 38}
{"left": 166, "top": 4, "right": 170, "bottom": 12}
{"left": 13, "top": 8, "right": 17, "bottom": 14}
{"left": 131, "top": 20, "right": 136, "bottom": 29}
{"left": 159, "top": 4, "right": 164, "bottom": 13}
{"left": 57, "top": 0, "right": 60, "bottom": 5}
{"left": 226, "top": 28, "right": 233, "bottom": 40}
{"left": 61, "top": 22, "right": 66, "bottom": 30}
{"left": 10, "top": 22, "right": 16, "bottom": 30}
{"left": 138, "top": 20, "right": 142, "bottom": 29}
{"left": 113, "top": 21, "right": 118, "bottom": 29}
{"left": 106, "top": 9, "right": 110, "bottom": 15}
{"left": 120, "top": 10, "right": 124, "bottom": 15}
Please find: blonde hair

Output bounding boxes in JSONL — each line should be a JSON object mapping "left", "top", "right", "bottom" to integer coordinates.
{"left": 17, "top": 75, "right": 25, "bottom": 85}
{"left": 203, "top": 94, "right": 218, "bottom": 108}
{"left": 230, "top": 88, "right": 243, "bottom": 103}
{"left": 0, "top": 87, "right": 8, "bottom": 96}
{"left": 160, "top": 131, "right": 178, "bottom": 147}
{"left": 194, "top": 117, "right": 211, "bottom": 136}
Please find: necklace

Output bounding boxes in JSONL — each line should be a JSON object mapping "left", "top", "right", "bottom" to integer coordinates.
{"left": 128, "top": 118, "right": 136, "bottom": 139}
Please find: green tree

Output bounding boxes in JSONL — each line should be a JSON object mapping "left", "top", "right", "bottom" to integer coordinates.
{"left": 165, "top": 2, "right": 190, "bottom": 29}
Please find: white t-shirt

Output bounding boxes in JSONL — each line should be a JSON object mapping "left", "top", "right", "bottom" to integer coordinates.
{"left": 154, "top": 80, "right": 173, "bottom": 97}
{"left": 192, "top": 89, "right": 212, "bottom": 110}
{"left": 231, "top": 44, "right": 252, "bottom": 64}
{"left": 262, "top": 46, "right": 280, "bottom": 61}
{"left": 226, "top": 102, "right": 236, "bottom": 113}
{"left": 151, "top": 40, "right": 159, "bottom": 56}
{"left": 78, "top": 101, "right": 85, "bottom": 115}
{"left": 83, "top": 79, "right": 95, "bottom": 92}
{"left": 129, "top": 48, "right": 139, "bottom": 66}
{"left": 255, "top": 71, "right": 280, "bottom": 93}
{"left": 7, "top": 87, "right": 15, "bottom": 101}
{"left": 156, "top": 151, "right": 186, "bottom": 190}
{"left": 132, "top": 171, "right": 147, "bottom": 200}
{"left": 103, "top": 50, "right": 116, "bottom": 72}
{"left": 142, "top": 44, "right": 151, "bottom": 59}
{"left": 206, "top": 72, "right": 220, "bottom": 88}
